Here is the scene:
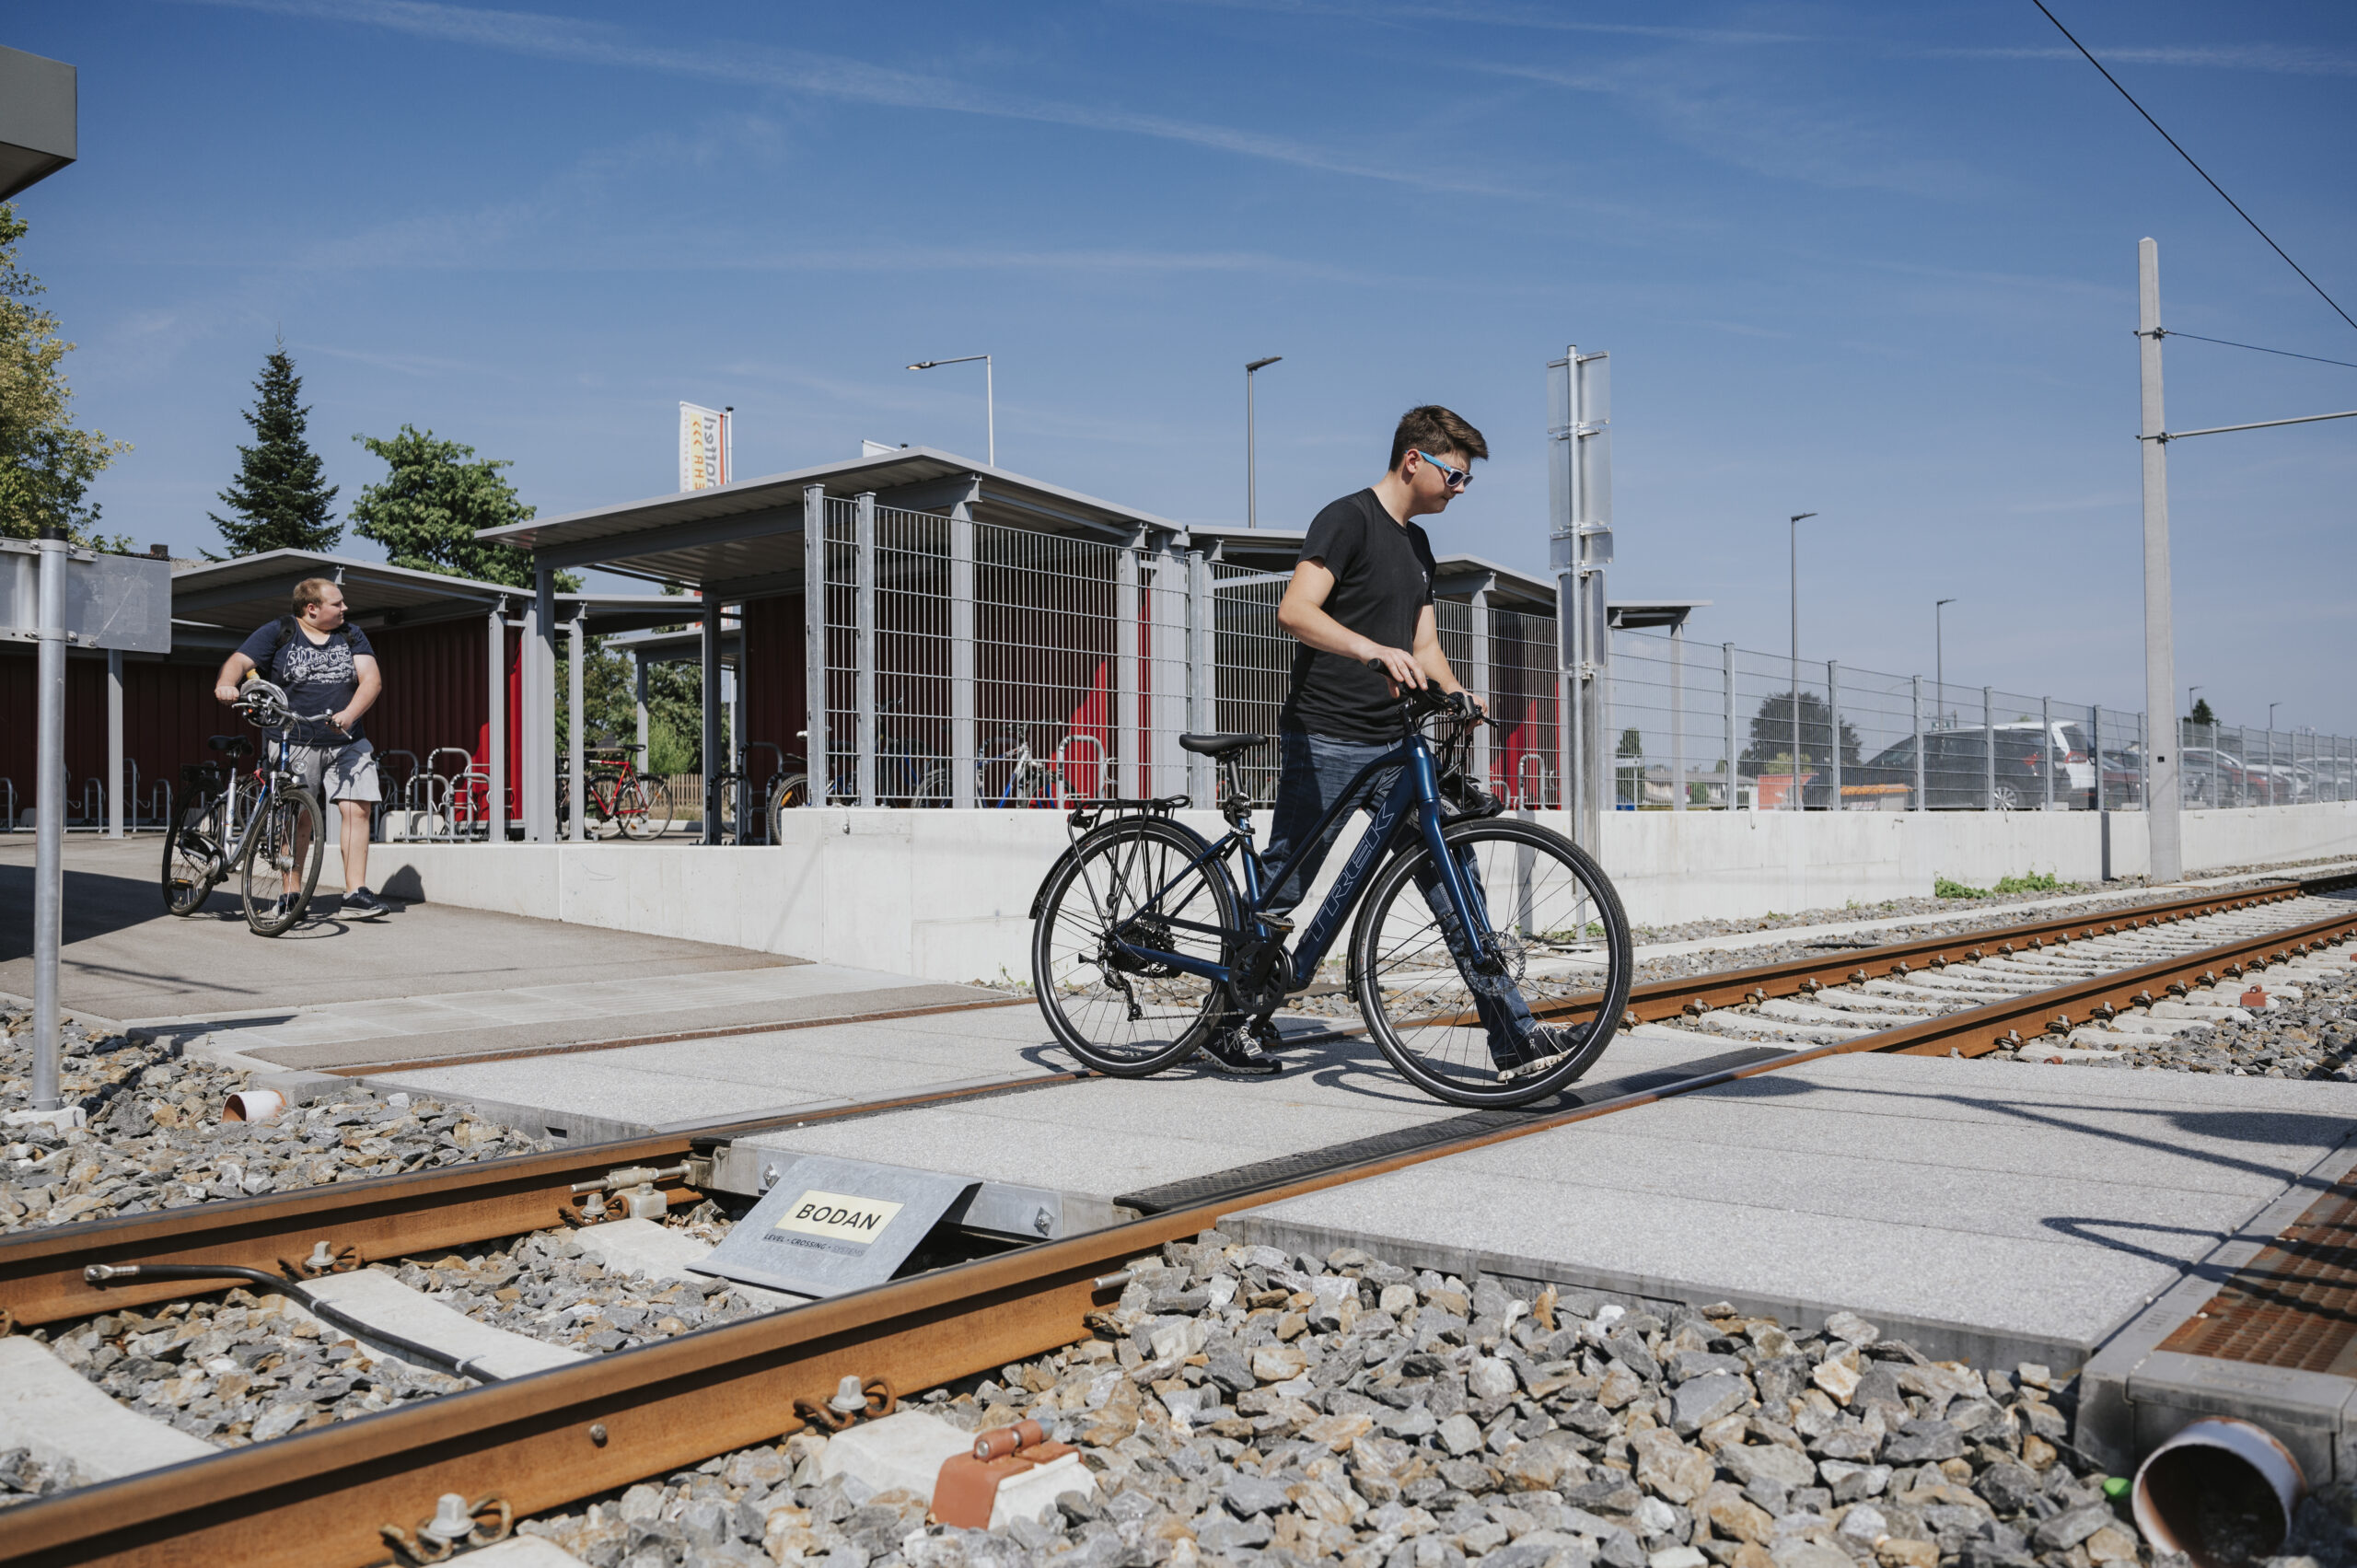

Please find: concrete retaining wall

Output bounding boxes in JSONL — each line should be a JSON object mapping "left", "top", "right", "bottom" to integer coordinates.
{"left": 370, "top": 801, "right": 2357, "bottom": 984}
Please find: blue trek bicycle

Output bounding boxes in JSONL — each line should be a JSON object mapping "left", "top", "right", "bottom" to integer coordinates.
{"left": 1028, "top": 682, "right": 1633, "bottom": 1108}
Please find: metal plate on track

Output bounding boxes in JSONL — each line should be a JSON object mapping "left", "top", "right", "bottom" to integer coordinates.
{"left": 692, "top": 1154, "right": 976, "bottom": 1298}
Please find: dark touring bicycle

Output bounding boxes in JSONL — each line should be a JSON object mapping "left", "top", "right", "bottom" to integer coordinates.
{"left": 1028, "top": 682, "right": 1634, "bottom": 1108}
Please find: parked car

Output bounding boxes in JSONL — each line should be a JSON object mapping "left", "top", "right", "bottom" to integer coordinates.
{"left": 1811, "top": 720, "right": 2093, "bottom": 809}
{"left": 2177, "top": 747, "right": 2252, "bottom": 807}
{"left": 2097, "top": 749, "right": 2144, "bottom": 807}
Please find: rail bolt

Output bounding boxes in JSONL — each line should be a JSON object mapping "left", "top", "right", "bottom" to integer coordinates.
{"left": 1892, "top": 961, "right": 1911, "bottom": 975}
{"left": 2167, "top": 981, "right": 2189, "bottom": 998}
{"left": 2135, "top": 991, "right": 2155, "bottom": 1007}
{"left": 2027, "top": 938, "right": 2043, "bottom": 950}
{"left": 1967, "top": 948, "right": 1984, "bottom": 961}
{"left": 1928, "top": 956, "right": 1946, "bottom": 970}
{"left": 1621, "top": 1009, "right": 1640, "bottom": 1030}
{"left": 2049, "top": 1015, "right": 2072, "bottom": 1035}
{"left": 1683, "top": 999, "right": 1710, "bottom": 1016}
{"left": 1849, "top": 970, "right": 1868, "bottom": 985}
{"left": 1998, "top": 944, "right": 2015, "bottom": 957}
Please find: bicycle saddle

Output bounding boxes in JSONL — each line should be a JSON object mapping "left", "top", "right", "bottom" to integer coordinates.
{"left": 1178, "top": 732, "right": 1265, "bottom": 758}
{"left": 208, "top": 735, "right": 254, "bottom": 758}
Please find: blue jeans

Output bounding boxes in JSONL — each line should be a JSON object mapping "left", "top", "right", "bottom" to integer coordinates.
{"left": 1260, "top": 730, "right": 1540, "bottom": 1062}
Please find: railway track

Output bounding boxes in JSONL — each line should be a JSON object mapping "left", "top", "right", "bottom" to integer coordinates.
{"left": 4, "top": 872, "right": 2355, "bottom": 1566}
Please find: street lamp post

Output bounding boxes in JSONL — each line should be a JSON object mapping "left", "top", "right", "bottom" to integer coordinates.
{"left": 1789, "top": 513, "right": 1817, "bottom": 808}
{"left": 1934, "top": 598, "right": 1956, "bottom": 728}
{"left": 907, "top": 354, "right": 993, "bottom": 466}
{"left": 1246, "top": 356, "right": 1282, "bottom": 528}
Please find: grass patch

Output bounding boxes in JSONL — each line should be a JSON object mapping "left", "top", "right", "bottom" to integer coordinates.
{"left": 1935, "top": 869, "right": 2070, "bottom": 900}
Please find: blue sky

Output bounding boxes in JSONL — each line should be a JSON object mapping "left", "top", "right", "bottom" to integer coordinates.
{"left": 9, "top": 1, "right": 2355, "bottom": 730}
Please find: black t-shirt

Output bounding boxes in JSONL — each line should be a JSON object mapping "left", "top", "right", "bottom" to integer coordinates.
{"left": 236, "top": 616, "right": 375, "bottom": 744}
{"left": 1278, "top": 489, "right": 1437, "bottom": 744}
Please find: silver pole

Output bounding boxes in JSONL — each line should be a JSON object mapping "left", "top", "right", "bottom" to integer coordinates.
{"left": 802, "top": 484, "right": 829, "bottom": 806}
{"left": 984, "top": 355, "right": 993, "bottom": 468}
{"left": 633, "top": 654, "right": 649, "bottom": 772}
{"left": 2138, "top": 238, "right": 2183, "bottom": 881}
{"left": 2091, "top": 704, "right": 2104, "bottom": 813}
{"left": 30, "top": 531, "right": 67, "bottom": 1112}
{"left": 1827, "top": 659, "right": 1841, "bottom": 810}
{"left": 1790, "top": 519, "right": 1800, "bottom": 809}
{"left": 530, "top": 561, "right": 558, "bottom": 842}
{"left": 701, "top": 593, "right": 723, "bottom": 843}
{"left": 853, "top": 492, "right": 877, "bottom": 809}
{"left": 1983, "top": 687, "right": 1995, "bottom": 809}
{"left": 2042, "top": 695, "right": 2054, "bottom": 810}
{"left": 1248, "top": 368, "right": 1257, "bottom": 530}
{"left": 105, "top": 647, "right": 123, "bottom": 838}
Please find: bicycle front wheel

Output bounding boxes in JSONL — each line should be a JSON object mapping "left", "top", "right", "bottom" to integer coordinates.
{"left": 1030, "top": 817, "right": 1237, "bottom": 1075}
{"left": 241, "top": 788, "right": 325, "bottom": 937}
{"left": 162, "top": 795, "right": 225, "bottom": 916}
{"left": 619, "top": 775, "right": 673, "bottom": 840}
{"left": 1349, "top": 819, "right": 1632, "bottom": 1108}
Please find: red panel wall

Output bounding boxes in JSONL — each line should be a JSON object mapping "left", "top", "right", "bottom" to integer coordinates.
{"left": 739, "top": 592, "right": 807, "bottom": 789}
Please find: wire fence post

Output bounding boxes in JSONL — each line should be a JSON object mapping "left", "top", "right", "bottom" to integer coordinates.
{"left": 2090, "top": 704, "right": 2104, "bottom": 813}
{"left": 1723, "top": 643, "right": 1736, "bottom": 810}
{"left": 566, "top": 616, "right": 586, "bottom": 843}
{"left": 1912, "top": 676, "right": 1925, "bottom": 810}
{"left": 1668, "top": 621, "right": 1685, "bottom": 811}
{"left": 853, "top": 492, "right": 878, "bottom": 809}
{"left": 1826, "top": 660, "right": 1841, "bottom": 811}
{"left": 487, "top": 602, "right": 508, "bottom": 842}
{"left": 2042, "top": 696, "right": 2054, "bottom": 810}
{"left": 1472, "top": 589, "right": 1495, "bottom": 797}
{"left": 1114, "top": 546, "right": 1140, "bottom": 800}
{"left": 949, "top": 488, "right": 978, "bottom": 809}
{"left": 105, "top": 647, "right": 123, "bottom": 839}
{"left": 1983, "top": 687, "right": 1996, "bottom": 809}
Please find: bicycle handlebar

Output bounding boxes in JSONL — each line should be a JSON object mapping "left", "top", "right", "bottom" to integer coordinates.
{"left": 1363, "top": 660, "right": 1492, "bottom": 726}
{"left": 231, "top": 679, "right": 345, "bottom": 737}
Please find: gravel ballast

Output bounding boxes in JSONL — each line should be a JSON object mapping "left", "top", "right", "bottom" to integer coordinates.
{"left": 507, "top": 1232, "right": 2357, "bottom": 1568}
{"left": 0, "top": 1007, "right": 549, "bottom": 1233}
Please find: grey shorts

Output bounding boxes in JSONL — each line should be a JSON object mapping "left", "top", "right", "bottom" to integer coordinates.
{"left": 288, "top": 739, "right": 381, "bottom": 804}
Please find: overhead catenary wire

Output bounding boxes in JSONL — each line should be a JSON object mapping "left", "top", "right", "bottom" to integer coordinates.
{"left": 2156, "top": 330, "right": 2357, "bottom": 374}
{"left": 2030, "top": 0, "right": 2357, "bottom": 338}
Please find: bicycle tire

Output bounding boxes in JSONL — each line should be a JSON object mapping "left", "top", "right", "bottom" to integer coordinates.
{"left": 765, "top": 775, "right": 807, "bottom": 844}
{"left": 240, "top": 788, "right": 325, "bottom": 937}
{"left": 619, "top": 775, "right": 673, "bottom": 840}
{"left": 161, "top": 794, "right": 225, "bottom": 916}
{"left": 1030, "top": 815, "right": 1237, "bottom": 1076}
{"left": 1348, "top": 818, "right": 1633, "bottom": 1108}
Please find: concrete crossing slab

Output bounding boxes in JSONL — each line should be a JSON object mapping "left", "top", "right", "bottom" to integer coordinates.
{"left": 1222, "top": 1052, "right": 2357, "bottom": 1375}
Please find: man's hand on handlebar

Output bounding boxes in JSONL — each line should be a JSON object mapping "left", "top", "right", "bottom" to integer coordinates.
{"left": 1362, "top": 646, "right": 1425, "bottom": 692}
{"left": 214, "top": 681, "right": 242, "bottom": 704}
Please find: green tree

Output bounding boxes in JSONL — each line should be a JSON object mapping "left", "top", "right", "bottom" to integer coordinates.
{"left": 348, "top": 424, "right": 549, "bottom": 587}
{"left": 209, "top": 342, "right": 339, "bottom": 556}
{"left": 0, "top": 204, "right": 130, "bottom": 546}
{"left": 1737, "top": 690, "right": 1861, "bottom": 776}
{"left": 1616, "top": 726, "right": 1643, "bottom": 758}
{"left": 2189, "top": 697, "right": 2218, "bottom": 727}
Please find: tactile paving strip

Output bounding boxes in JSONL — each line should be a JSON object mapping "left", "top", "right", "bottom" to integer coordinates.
{"left": 2158, "top": 1167, "right": 2357, "bottom": 1376}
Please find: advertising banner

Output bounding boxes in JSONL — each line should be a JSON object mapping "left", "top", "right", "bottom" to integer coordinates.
{"left": 679, "top": 402, "right": 731, "bottom": 492}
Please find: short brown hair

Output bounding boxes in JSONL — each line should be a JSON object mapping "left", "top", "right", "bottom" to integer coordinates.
{"left": 1388, "top": 405, "right": 1489, "bottom": 472}
{"left": 291, "top": 577, "right": 339, "bottom": 618}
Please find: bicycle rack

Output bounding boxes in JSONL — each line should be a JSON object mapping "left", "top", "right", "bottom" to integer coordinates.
{"left": 1515, "top": 753, "right": 1553, "bottom": 810}
{"left": 375, "top": 749, "right": 422, "bottom": 842}
{"left": 0, "top": 777, "right": 14, "bottom": 831}
{"left": 1051, "top": 735, "right": 1108, "bottom": 811}
{"left": 742, "top": 741, "right": 787, "bottom": 842}
{"left": 423, "top": 748, "right": 474, "bottom": 842}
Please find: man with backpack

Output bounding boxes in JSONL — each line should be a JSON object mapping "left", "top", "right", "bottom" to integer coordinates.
{"left": 214, "top": 577, "right": 390, "bottom": 920}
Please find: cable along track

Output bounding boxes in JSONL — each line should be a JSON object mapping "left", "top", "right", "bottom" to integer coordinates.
{"left": 2, "top": 877, "right": 2354, "bottom": 1565}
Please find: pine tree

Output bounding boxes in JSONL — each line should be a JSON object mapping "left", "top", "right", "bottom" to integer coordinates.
{"left": 348, "top": 424, "right": 548, "bottom": 587}
{"left": 209, "top": 343, "right": 340, "bottom": 555}
{"left": 2189, "top": 698, "right": 2218, "bottom": 727}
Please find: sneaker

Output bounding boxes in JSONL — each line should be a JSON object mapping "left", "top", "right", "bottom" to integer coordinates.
{"left": 275, "top": 893, "right": 303, "bottom": 922}
{"left": 1199, "top": 1026, "right": 1283, "bottom": 1077}
{"left": 343, "top": 888, "right": 390, "bottom": 920}
{"left": 1495, "top": 1023, "right": 1590, "bottom": 1085}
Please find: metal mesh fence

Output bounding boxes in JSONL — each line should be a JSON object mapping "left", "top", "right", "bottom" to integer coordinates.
{"left": 1604, "top": 626, "right": 2351, "bottom": 811}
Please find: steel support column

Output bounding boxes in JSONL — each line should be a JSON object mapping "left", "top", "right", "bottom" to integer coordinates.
{"left": 528, "top": 560, "right": 558, "bottom": 842}
{"left": 105, "top": 647, "right": 123, "bottom": 838}
{"left": 1668, "top": 620, "right": 1684, "bottom": 812}
{"left": 633, "top": 656, "right": 648, "bottom": 773}
{"left": 1723, "top": 643, "right": 1736, "bottom": 811}
{"left": 949, "top": 483, "right": 978, "bottom": 809}
{"left": 1186, "top": 550, "right": 1213, "bottom": 808}
{"left": 565, "top": 617, "right": 586, "bottom": 844}
{"left": 1115, "top": 547, "right": 1140, "bottom": 801}
{"left": 1911, "top": 677, "right": 1925, "bottom": 810}
{"left": 853, "top": 492, "right": 877, "bottom": 809}
{"left": 700, "top": 594, "right": 722, "bottom": 845}
{"left": 1983, "top": 687, "right": 1996, "bottom": 809}
{"left": 801, "top": 485, "right": 828, "bottom": 806}
{"left": 1470, "top": 588, "right": 1494, "bottom": 797}
{"left": 1827, "top": 660, "right": 1841, "bottom": 811}
{"left": 487, "top": 604, "right": 507, "bottom": 842}
{"left": 2043, "top": 696, "right": 2055, "bottom": 810}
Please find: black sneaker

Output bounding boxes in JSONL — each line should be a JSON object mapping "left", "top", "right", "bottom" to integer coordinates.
{"left": 1199, "top": 1026, "right": 1283, "bottom": 1076}
{"left": 343, "top": 888, "right": 390, "bottom": 920}
{"left": 1495, "top": 1022, "right": 1590, "bottom": 1085}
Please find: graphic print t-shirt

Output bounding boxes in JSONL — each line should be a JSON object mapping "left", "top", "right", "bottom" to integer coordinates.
{"left": 235, "top": 617, "right": 374, "bottom": 744}
{"left": 1278, "top": 489, "right": 1437, "bottom": 744}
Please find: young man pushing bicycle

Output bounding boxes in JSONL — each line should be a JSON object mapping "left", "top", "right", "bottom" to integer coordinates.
{"left": 215, "top": 578, "right": 390, "bottom": 921}
{"left": 1213, "top": 404, "right": 1568, "bottom": 1074}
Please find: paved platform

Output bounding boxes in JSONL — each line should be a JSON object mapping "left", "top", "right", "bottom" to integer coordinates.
{"left": 1224, "top": 1052, "right": 2357, "bottom": 1377}
{"left": 0, "top": 839, "right": 1004, "bottom": 1070}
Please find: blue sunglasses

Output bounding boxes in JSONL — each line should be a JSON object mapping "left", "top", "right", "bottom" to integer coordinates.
{"left": 1416, "top": 450, "right": 1473, "bottom": 491}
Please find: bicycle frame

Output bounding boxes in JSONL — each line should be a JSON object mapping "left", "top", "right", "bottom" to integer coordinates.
{"left": 1101, "top": 726, "right": 1489, "bottom": 994}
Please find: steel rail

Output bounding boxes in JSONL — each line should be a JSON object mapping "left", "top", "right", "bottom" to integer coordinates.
{"left": 0, "top": 1072, "right": 1082, "bottom": 1328}
{"left": 7, "top": 906, "right": 2355, "bottom": 1565}
{"left": 0, "top": 879, "right": 2329, "bottom": 1327}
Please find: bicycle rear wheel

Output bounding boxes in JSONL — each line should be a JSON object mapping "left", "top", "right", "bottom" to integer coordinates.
{"left": 618, "top": 775, "right": 673, "bottom": 840}
{"left": 1348, "top": 819, "right": 1632, "bottom": 1108}
{"left": 162, "top": 795, "right": 225, "bottom": 916}
{"left": 241, "top": 788, "right": 325, "bottom": 937}
{"left": 1030, "top": 816, "right": 1237, "bottom": 1075}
